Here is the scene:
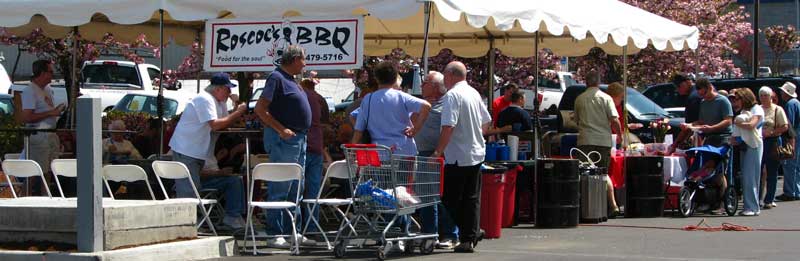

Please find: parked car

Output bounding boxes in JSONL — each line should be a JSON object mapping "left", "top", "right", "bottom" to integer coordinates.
{"left": 493, "top": 70, "right": 577, "bottom": 114}
{"left": 112, "top": 92, "right": 184, "bottom": 119}
{"left": 643, "top": 77, "right": 800, "bottom": 118}
{"left": 334, "top": 90, "right": 356, "bottom": 112}
{"left": 557, "top": 84, "right": 681, "bottom": 144}
{"left": 0, "top": 93, "right": 13, "bottom": 116}
{"left": 9, "top": 60, "right": 187, "bottom": 112}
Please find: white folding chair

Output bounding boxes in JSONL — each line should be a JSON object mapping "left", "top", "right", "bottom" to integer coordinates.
{"left": 244, "top": 163, "right": 303, "bottom": 255}
{"left": 103, "top": 164, "right": 156, "bottom": 200}
{"left": 1, "top": 159, "right": 52, "bottom": 198}
{"left": 51, "top": 159, "right": 77, "bottom": 198}
{"left": 301, "top": 160, "right": 356, "bottom": 249}
{"left": 151, "top": 160, "right": 218, "bottom": 236}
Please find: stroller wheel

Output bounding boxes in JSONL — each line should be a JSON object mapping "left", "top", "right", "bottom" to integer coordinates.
{"left": 724, "top": 187, "right": 738, "bottom": 216}
{"left": 679, "top": 187, "right": 695, "bottom": 217}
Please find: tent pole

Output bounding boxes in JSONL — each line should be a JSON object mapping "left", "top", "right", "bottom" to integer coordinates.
{"left": 487, "top": 37, "right": 495, "bottom": 112}
{"left": 622, "top": 45, "right": 628, "bottom": 149}
{"left": 196, "top": 27, "right": 202, "bottom": 94}
{"left": 421, "top": 1, "right": 432, "bottom": 74}
{"left": 157, "top": 9, "right": 165, "bottom": 158}
{"left": 70, "top": 26, "right": 78, "bottom": 129}
{"left": 533, "top": 32, "right": 540, "bottom": 160}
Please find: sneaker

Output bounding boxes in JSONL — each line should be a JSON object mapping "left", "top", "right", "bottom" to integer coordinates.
{"left": 765, "top": 202, "right": 777, "bottom": 209}
{"left": 222, "top": 216, "right": 246, "bottom": 230}
{"left": 454, "top": 241, "right": 474, "bottom": 253}
{"left": 266, "top": 237, "right": 290, "bottom": 248}
{"left": 437, "top": 239, "right": 460, "bottom": 250}
{"left": 297, "top": 235, "right": 317, "bottom": 246}
{"left": 738, "top": 210, "right": 758, "bottom": 216}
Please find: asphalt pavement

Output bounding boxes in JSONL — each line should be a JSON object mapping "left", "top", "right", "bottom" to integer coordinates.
{"left": 209, "top": 181, "right": 800, "bottom": 261}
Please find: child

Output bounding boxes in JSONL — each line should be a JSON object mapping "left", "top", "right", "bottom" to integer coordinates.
{"left": 689, "top": 159, "right": 716, "bottom": 182}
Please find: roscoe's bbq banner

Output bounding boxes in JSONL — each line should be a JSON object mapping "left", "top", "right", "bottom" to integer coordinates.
{"left": 204, "top": 17, "right": 364, "bottom": 72}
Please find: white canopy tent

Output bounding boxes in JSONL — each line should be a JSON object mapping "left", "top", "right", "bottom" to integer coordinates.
{"left": 0, "top": 0, "right": 698, "bottom": 57}
{"left": 0, "top": 0, "right": 699, "bottom": 159}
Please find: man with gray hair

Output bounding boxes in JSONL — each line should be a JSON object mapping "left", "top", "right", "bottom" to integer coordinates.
{"left": 432, "top": 62, "right": 492, "bottom": 253}
{"left": 254, "top": 44, "right": 313, "bottom": 248}
{"left": 169, "top": 72, "right": 246, "bottom": 199}
{"left": 575, "top": 71, "right": 621, "bottom": 166}
{"left": 416, "top": 71, "right": 459, "bottom": 249}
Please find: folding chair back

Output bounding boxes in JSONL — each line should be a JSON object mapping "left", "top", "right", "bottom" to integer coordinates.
{"left": 151, "top": 160, "right": 199, "bottom": 200}
{"left": 51, "top": 159, "right": 77, "bottom": 198}
{"left": 4, "top": 153, "right": 20, "bottom": 160}
{"left": 315, "top": 160, "right": 348, "bottom": 200}
{"left": 103, "top": 164, "right": 156, "bottom": 200}
{"left": 250, "top": 163, "right": 303, "bottom": 203}
{"left": 1, "top": 159, "right": 51, "bottom": 198}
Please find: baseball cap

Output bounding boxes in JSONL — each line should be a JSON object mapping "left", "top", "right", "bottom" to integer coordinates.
{"left": 671, "top": 73, "right": 690, "bottom": 86}
{"left": 210, "top": 73, "right": 237, "bottom": 88}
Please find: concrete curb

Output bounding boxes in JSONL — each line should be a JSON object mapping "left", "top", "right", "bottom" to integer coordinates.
{"left": 0, "top": 236, "right": 236, "bottom": 261}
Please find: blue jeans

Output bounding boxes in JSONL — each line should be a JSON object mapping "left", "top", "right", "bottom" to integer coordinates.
{"left": 418, "top": 203, "right": 459, "bottom": 240}
{"left": 173, "top": 152, "right": 205, "bottom": 198}
{"left": 783, "top": 138, "right": 800, "bottom": 198}
{"left": 742, "top": 144, "right": 764, "bottom": 212}
{"left": 762, "top": 137, "right": 781, "bottom": 204}
{"left": 263, "top": 128, "right": 307, "bottom": 236}
{"left": 203, "top": 176, "right": 244, "bottom": 217}
{"left": 303, "top": 152, "right": 323, "bottom": 232}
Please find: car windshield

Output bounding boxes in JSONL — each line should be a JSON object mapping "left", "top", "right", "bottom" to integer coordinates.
{"left": 115, "top": 94, "right": 178, "bottom": 118}
{"left": 627, "top": 88, "right": 670, "bottom": 118}
{"left": 0, "top": 97, "right": 12, "bottom": 115}
{"left": 252, "top": 88, "right": 262, "bottom": 100}
{"left": 83, "top": 64, "right": 141, "bottom": 87}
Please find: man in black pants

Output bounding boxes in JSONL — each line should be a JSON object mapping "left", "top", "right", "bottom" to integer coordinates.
{"left": 432, "top": 61, "right": 492, "bottom": 253}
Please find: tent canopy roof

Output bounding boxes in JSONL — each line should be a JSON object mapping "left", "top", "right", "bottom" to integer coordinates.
{"left": 0, "top": 0, "right": 699, "bottom": 57}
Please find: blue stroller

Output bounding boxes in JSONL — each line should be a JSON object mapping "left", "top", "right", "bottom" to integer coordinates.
{"left": 678, "top": 145, "right": 738, "bottom": 217}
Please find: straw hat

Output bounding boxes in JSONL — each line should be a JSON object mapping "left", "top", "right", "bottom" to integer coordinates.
{"left": 779, "top": 82, "right": 797, "bottom": 98}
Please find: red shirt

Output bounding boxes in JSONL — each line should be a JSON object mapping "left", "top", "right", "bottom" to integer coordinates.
{"left": 492, "top": 96, "right": 511, "bottom": 125}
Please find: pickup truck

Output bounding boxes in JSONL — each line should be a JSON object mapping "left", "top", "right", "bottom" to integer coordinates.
{"left": 6, "top": 60, "right": 192, "bottom": 112}
{"left": 493, "top": 70, "right": 577, "bottom": 114}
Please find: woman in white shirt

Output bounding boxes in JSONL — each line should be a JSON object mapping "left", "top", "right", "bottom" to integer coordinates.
{"left": 729, "top": 88, "right": 764, "bottom": 216}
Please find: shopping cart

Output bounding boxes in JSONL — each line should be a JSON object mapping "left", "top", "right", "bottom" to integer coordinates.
{"left": 333, "top": 144, "right": 442, "bottom": 260}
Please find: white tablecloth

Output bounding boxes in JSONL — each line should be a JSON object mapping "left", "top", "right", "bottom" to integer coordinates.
{"left": 663, "top": 156, "right": 687, "bottom": 184}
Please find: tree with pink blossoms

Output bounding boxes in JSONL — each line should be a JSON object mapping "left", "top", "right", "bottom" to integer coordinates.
{"left": 0, "top": 28, "right": 159, "bottom": 109}
{"left": 574, "top": 0, "right": 752, "bottom": 87}
{"left": 763, "top": 25, "right": 799, "bottom": 75}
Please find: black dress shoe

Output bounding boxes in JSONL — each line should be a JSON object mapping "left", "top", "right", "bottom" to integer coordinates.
{"left": 454, "top": 241, "right": 474, "bottom": 253}
{"left": 776, "top": 194, "right": 796, "bottom": 201}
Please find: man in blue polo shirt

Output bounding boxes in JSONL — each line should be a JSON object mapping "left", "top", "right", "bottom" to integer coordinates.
{"left": 254, "top": 45, "right": 312, "bottom": 248}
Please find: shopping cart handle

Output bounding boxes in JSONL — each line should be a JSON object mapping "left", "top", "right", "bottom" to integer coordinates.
{"left": 344, "top": 143, "right": 378, "bottom": 148}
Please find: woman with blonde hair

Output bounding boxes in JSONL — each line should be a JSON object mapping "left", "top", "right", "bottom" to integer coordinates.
{"left": 758, "top": 86, "right": 788, "bottom": 209}
{"left": 729, "top": 88, "right": 764, "bottom": 216}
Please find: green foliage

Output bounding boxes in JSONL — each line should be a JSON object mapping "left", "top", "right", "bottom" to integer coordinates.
{"left": 0, "top": 116, "right": 23, "bottom": 158}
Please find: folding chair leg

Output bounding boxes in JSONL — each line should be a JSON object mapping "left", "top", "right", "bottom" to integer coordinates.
{"left": 286, "top": 209, "right": 299, "bottom": 255}
{"left": 245, "top": 206, "right": 257, "bottom": 255}
{"left": 198, "top": 204, "right": 218, "bottom": 236}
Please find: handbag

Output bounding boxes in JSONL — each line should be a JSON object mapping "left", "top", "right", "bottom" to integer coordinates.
{"left": 777, "top": 127, "right": 795, "bottom": 160}
{"left": 361, "top": 94, "right": 373, "bottom": 144}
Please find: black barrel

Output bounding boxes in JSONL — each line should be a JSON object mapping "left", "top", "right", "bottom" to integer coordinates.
{"left": 625, "top": 156, "right": 665, "bottom": 218}
{"left": 536, "top": 158, "right": 580, "bottom": 228}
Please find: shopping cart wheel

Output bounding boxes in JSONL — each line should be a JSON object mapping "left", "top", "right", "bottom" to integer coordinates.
{"left": 333, "top": 240, "right": 347, "bottom": 258}
{"left": 377, "top": 244, "right": 388, "bottom": 260}
{"left": 723, "top": 187, "right": 738, "bottom": 216}
{"left": 678, "top": 187, "right": 694, "bottom": 217}
{"left": 403, "top": 240, "right": 415, "bottom": 255}
{"left": 420, "top": 239, "right": 435, "bottom": 255}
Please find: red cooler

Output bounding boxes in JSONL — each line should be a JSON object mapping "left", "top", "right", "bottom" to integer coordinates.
{"left": 480, "top": 165, "right": 507, "bottom": 238}
{"left": 499, "top": 163, "right": 522, "bottom": 228}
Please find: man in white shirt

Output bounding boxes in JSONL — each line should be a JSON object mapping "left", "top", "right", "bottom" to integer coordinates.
{"left": 432, "top": 61, "right": 491, "bottom": 253}
{"left": 20, "top": 60, "right": 64, "bottom": 195}
{"left": 169, "top": 73, "right": 246, "bottom": 199}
